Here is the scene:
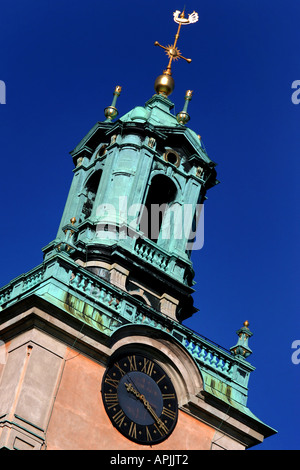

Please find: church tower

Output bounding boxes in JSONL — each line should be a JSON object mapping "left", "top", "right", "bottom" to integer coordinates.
{"left": 0, "top": 10, "right": 275, "bottom": 450}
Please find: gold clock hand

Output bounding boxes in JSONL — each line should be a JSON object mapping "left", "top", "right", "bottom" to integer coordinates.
{"left": 139, "top": 394, "right": 164, "bottom": 426}
{"left": 124, "top": 383, "right": 168, "bottom": 434}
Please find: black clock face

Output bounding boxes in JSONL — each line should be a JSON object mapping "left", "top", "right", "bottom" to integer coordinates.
{"left": 101, "top": 353, "right": 178, "bottom": 445}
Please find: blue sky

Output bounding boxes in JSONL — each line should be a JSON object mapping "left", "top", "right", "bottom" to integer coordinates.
{"left": 0, "top": 0, "right": 299, "bottom": 450}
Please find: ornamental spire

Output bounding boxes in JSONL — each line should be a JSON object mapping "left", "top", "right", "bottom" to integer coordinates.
{"left": 230, "top": 321, "right": 253, "bottom": 359}
{"left": 104, "top": 85, "right": 122, "bottom": 121}
{"left": 176, "top": 89, "right": 193, "bottom": 124}
{"left": 154, "top": 9, "right": 199, "bottom": 96}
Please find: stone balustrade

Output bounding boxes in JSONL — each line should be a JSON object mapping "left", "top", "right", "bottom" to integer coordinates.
{"left": 0, "top": 254, "right": 252, "bottom": 391}
{"left": 134, "top": 238, "right": 169, "bottom": 271}
{"left": 183, "top": 336, "right": 233, "bottom": 376}
{"left": 0, "top": 266, "right": 45, "bottom": 308}
{"left": 70, "top": 270, "right": 122, "bottom": 312}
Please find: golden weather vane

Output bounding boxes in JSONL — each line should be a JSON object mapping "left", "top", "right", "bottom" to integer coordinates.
{"left": 154, "top": 9, "right": 199, "bottom": 96}
{"left": 155, "top": 9, "right": 199, "bottom": 76}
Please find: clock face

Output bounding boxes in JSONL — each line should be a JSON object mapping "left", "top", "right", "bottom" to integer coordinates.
{"left": 101, "top": 353, "right": 178, "bottom": 445}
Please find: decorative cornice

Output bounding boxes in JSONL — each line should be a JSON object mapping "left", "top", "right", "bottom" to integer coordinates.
{"left": 0, "top": 253, "right": 256, "bottom": 407}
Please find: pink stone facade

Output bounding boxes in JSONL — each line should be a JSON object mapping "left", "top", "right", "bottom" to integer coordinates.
{"left": 0, "top": 306, "right": 267, "bottom": 450}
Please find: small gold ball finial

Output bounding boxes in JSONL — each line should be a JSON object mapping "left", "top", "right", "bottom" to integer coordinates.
{"left": 244, "top": 320, "right": 249, "bottom": 328}
{"left": 154, "top": 73, "right": 175, "bottom": 96}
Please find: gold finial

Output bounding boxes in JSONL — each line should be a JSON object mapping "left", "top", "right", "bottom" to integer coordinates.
{"left": 154, "top": 9, "right": 199, "bottom": 96}
{"left": 104, "top": 86, "right": 122, "bottom": 121}
{"left": 176, "top": 89, "right": 193, "bottom": 124}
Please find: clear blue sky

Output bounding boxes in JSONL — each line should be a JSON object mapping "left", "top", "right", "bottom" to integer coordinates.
{"left": 0, "top": 0, "right": 299, "bottom": 450}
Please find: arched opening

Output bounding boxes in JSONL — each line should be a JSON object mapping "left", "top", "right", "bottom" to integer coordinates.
{"left": 80, "top": 170, "right": 102, "bottom": 222}
{"left": 140, "top": 174, "right": 177, "bottom": 242}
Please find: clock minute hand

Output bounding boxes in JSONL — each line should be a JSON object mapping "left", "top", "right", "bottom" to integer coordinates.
{"left": 140, "top": 396, "right": 168, "bottom": 434}
{"left": 124, "top": 383, "right": 168, "bottom": 434}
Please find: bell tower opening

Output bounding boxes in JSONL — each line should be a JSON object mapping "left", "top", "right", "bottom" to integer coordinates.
{"left": 80, "top": 170, "right": 102, "bottom": 222}
{"left": 140, "top": 174, "right": 177, "bottom": 242}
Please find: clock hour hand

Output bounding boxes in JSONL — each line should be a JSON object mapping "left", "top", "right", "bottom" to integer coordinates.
{"left": 124, "top": 382, "right": 168, "bottom": 434}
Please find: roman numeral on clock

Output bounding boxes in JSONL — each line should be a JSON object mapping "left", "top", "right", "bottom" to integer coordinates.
{"left": 114, "top": 362, "right": 126, "bottom": 377}
{"left": 127, "top": 355, "right": 137, "bottom": 371}
{"left": 145, "top": 426, "right": 152, "bottom": 442}
{"left": 104, "top": 392, "right": 118, "bottom": 409}
{"left": 153, "top": 422, "right": 168, "bottom": 436}
{"left": 156, "top": 374, "right": 166, "bottom": 384}
{"left": 162, "top": 393, "right": 176, "bottom": 400}
{"left": 112, "top": 409, "right": 125, "bottom": 427}
{"left": 161, "top": 406, "right": 177, "bottom": 420}
{"left": 128, "top": 421, "right": 137, "bottom": 439}
{"left": 104, "top": 374, "right": 119, "bottom": 389}
{"left": 141, "top": 358, "right": 154, "bottom": 376}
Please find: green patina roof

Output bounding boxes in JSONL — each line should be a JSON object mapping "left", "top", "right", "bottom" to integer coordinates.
{"left": 119, "top": 94, "right": 212, "bottom": 161}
